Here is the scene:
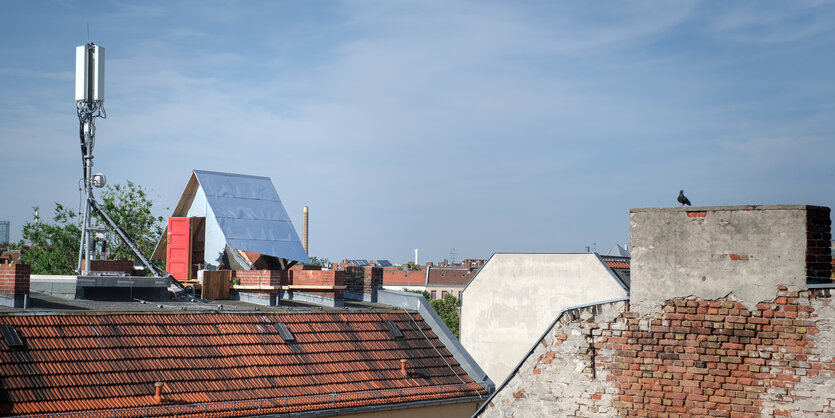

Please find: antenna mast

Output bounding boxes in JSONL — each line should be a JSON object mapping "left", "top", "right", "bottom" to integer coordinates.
{"left": 75, "top": 43, "right": 106, "bottom": 275}
{"left": 74, "top": 43, "right": 164, "bottom": 278}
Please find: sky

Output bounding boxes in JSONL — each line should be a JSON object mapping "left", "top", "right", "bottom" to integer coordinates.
{"left": 1, "top": 1, "right": 834, "bottom": 265}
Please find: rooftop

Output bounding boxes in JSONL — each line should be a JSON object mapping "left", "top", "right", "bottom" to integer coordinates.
{"left": 0, "top": 291, "right": 486, "bottom": 416}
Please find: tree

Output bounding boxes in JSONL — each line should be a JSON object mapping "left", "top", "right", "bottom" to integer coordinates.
{"left": 97, "top": 181, "right": 164, "bottom": 261}
{"left": 403, "top": 289, "right": 461, "bottom": 339}
{"left": 16, "top": 181, "right": 165, "bottom": 275}
{"left": 17, "top": 204, "right": 81, "bottom": 275}
{"left": 430, "top": 294, "right": 461, "bottom": 339}
{"left": 399, "top": 261, "right": 421, "bottom": 271}
{"left": 304, "top": 256, "right": 331, "bottom": 267}
{"left": 404, "top": 288, "right": 431, "bottom": 300}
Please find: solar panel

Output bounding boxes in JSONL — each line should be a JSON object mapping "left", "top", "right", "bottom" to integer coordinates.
{"left": 0, "top": 324, "right": 23, "bottom": 348}
{"left": 274, "top": 322, "right": 295, "bottom": 342}
{"left": 376, "top": 260, "right": 392, "bottom": 267}
{"left": 385, "top": 320, "right": 403, "bottom": 339}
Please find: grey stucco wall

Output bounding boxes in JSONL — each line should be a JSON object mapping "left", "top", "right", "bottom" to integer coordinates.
{"left": 630, "top": 205, "right": 814, "bottom": 313}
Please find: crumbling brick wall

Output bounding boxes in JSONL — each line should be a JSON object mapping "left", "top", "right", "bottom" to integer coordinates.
{"left": 480, "top": 286, "right": 835, "bottom": 417}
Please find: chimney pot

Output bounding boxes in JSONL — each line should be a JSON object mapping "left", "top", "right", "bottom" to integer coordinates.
{"left": 154, "top": 381, "right": 165, "bottom": 404}
{"left": 400, "top": 359, "right": 408, "bottom": 376}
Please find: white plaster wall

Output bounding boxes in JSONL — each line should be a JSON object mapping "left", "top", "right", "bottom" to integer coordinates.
{"left": 185, "top": 187, "right": 225, "bottom": 270}
{"left": 460, "top": 253, "right": 628, "bottom": 384}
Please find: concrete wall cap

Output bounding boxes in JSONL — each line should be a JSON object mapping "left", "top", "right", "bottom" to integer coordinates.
{"left": 630, "top": 204, "right": 829, "bottom": 213}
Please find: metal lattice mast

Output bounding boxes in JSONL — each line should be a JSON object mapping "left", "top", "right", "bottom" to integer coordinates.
{"left": 75, "top": 43, "right": 105, "bottom": 275}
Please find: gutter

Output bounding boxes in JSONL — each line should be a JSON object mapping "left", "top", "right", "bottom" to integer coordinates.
{"left": 471, "top": 296, "right": 630, "bottom": 417}
{"left": 261, "top": 395, "right": 486, "bottom": 417}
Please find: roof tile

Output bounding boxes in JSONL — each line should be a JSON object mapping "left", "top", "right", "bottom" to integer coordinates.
{"left": 0, "top": 311, "right": 485, "bottom": 416}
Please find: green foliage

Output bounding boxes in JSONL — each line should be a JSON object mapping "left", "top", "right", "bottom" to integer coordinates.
{"left": 97, "top": 181, "right": 165, "bottom": 261}
{"left": 305, "top": 256, "right": 331, "bottom": 267}
{"left": 403, "top": 288, "right": 431, "bottom": 300}
{"left": 430, "top": 294, "right": 461, "bottom": 339}
{"left": 17, "top": 204, "right": 81, "bottom": 275}
{"left": 399, "top": 261, "right": 421, "bottom": 271}
{"left": 16, "top": 181, "right": 164, "bottom": 275}
{"left": 403, "top": 289, "right": 461, "bottom": 339}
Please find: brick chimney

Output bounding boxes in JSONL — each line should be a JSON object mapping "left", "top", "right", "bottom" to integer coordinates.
{"left": 0, "top": 264, "right": 29, "bottom": 308}
{"left": 344, "top": 266, "right": 382, "bottom": 302}
{"left": 630, "top": 205, "right": 831, "bottom": 313}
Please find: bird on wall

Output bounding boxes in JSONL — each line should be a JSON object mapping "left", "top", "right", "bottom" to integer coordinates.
{"left": 678, "top": 190, "right": 692, "bottom": 207}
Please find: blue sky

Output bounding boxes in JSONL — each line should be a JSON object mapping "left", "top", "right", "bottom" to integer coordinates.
{"left": 2, "top": 1, "right": 834, "bottom": 264}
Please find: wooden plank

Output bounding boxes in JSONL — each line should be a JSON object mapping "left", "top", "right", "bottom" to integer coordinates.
{"left": 202, "top": 270, "right": 231, "bottom": 300}
{"left": 285, "top": 285, "right": 348, "bottom": 290}
{"left": 229, "top": 285, "right": 348, "bottom": 291}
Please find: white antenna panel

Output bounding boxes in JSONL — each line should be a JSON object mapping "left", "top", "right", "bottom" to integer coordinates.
{"left": 75, "top": 44, "right": 105, "bottom": 102}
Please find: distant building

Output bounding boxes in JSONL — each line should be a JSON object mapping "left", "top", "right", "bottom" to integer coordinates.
{"left": 460, "top": 253, "right": 629, "bottom": 384}
{"left": 0, "top": 221, "right": 9, "bottom": 245}
{"left": 381, "top": 262, "right": 483, "bottom": 300}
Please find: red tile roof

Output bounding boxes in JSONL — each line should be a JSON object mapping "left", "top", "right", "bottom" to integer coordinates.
{"left": 383, "top": 270, "right": 426, "bottom": 286}
{"left": 0, "top": 311, "right": 485, "bottom": 416}
{"left": 603, "top": 258, "right": 630, "bottom": 270}
{"left": 426, "top": 268, "right": 477, "bottom": 286}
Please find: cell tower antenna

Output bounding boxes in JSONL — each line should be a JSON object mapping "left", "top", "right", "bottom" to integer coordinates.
{"left": 74, "top": 43, "right": 167, "bottom": 280}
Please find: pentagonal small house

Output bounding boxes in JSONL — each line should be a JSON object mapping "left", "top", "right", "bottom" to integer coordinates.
{"left": 151, "top": 170, "right": 309, "bottom": 281}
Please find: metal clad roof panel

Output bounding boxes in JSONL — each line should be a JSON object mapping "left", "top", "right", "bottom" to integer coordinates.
{"left": 193, "top": 170, "right": 309, "bottom": 264}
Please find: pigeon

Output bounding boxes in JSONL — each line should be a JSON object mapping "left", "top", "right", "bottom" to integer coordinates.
{"left": 678, "top": 190, "right": 691, "bottom": 207}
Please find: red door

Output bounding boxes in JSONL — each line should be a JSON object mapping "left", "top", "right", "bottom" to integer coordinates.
{"left": 166, "top": 217, "right": 191, "bottom": 281}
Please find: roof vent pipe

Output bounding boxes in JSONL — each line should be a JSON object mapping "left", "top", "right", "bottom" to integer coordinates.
{"left": 400, "top": 359, "right": 408, "bottom": 376}
{"left": 154, "top": 382, "right": 165, "bottom": 404}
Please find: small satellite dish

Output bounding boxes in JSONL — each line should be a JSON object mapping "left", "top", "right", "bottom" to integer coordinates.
{"left": 92, "top": 173, "right": 106, "bottom": 188}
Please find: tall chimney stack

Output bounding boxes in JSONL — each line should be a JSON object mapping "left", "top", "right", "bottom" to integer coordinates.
{"left": 303, "top": 206, "right": 309, "bottom": 255}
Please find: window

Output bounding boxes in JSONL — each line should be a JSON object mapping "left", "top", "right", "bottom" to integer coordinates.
{"left": 458, "top": 291, "right": 462, "bottom": 300}
{"left": 430, "top": 290, "right": 437, "bottom": 299}
{"left": 442, "top": 290, "right": 448, "bottom": 298}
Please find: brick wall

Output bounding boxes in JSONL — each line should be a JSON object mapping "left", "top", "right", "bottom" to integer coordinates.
{"left": 345, "top": 266, "right": 382, "bottom": 302}
{"left": 807, "top": 208, "right": 832, "bottom": 284}
{"left": 231, "top": 268, "right": 346, "bottom": 306}
{"left": 231, "top": 269, "right": 286, "bottom": 286}
{"left": 480, "top": 286, "right": 835, "bottom": 417}
{"left": 80, "top": 260, "right": 135, "bottom": 275}
{"left": 290, "top": 268, "right": 346, "bottom": 301}
{"left": 289, "top": 269, "right": 346, "bottom": 287}
{"left": 0, "top": 264, "right": 29, "bottom": 308}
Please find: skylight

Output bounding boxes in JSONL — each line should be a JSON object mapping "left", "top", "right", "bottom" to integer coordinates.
{"left": 274, "top": 322, "right": 295, "bottom": 342}
{"left": 385, "top": 320, "right": 404, "bottom": 339}
{"left": 0, "top": 324, "right": 23, "bottom": 348}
